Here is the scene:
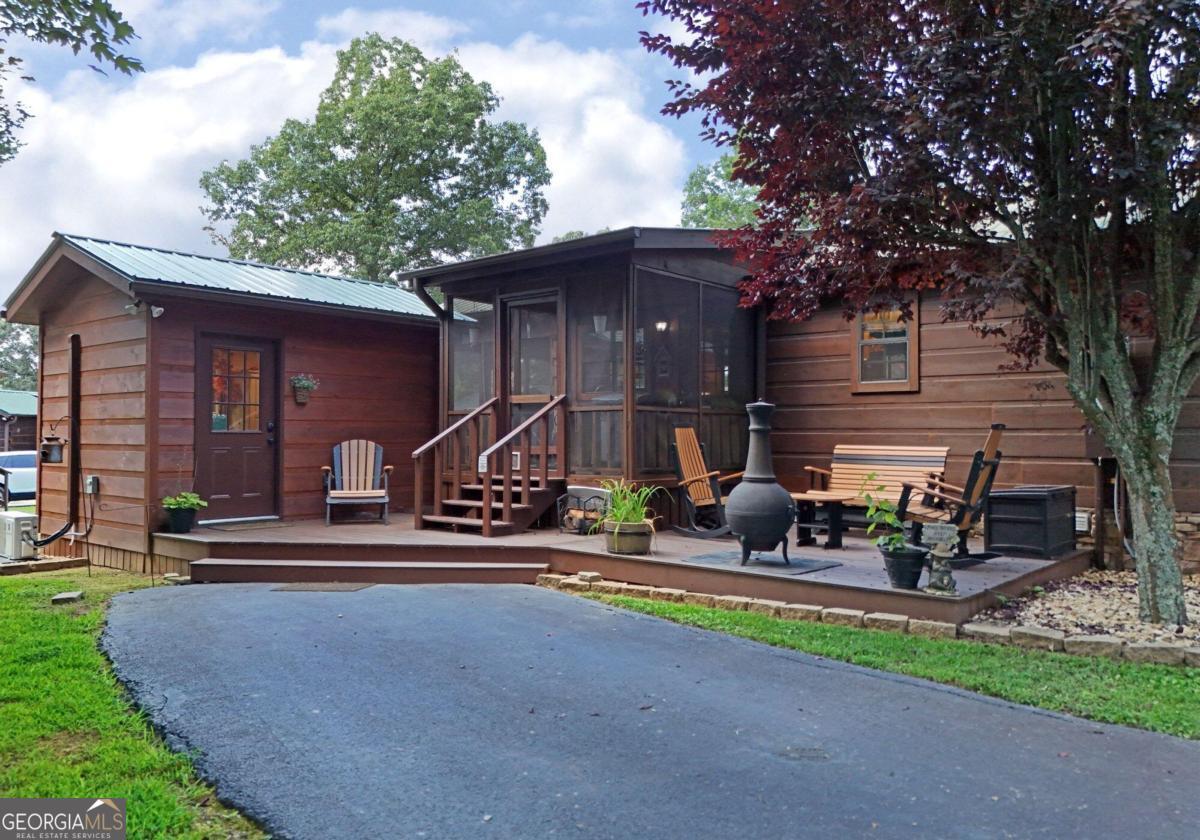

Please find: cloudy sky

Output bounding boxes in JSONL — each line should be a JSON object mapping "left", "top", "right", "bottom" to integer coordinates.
{"left": 0, "top": 0, "right": 712, "bottom": 298}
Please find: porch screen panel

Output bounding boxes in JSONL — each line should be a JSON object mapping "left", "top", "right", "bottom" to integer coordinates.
{"left": 448, "top": 296, "right": 495, "bottom": 411}
{"left": 567, "top": 275, "right": 625, "bottom": 474}
{"left": 636, "top": 410, "right": 696, "bottom": 473}
{"left": 700, "top": 286, "right": 753, "bottom": 469}
{"left": 634, "top": 274, "right": 699, "bottom": 408}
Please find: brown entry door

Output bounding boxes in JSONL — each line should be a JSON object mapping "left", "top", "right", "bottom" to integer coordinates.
{"left": 196, "top": 336, "right": 278, "bottom": 521}
{"left": 505, "top": 296, "right": 560, "bottom": 474}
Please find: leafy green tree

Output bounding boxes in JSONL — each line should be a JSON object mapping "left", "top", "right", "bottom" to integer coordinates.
{"left": 680, "top": 153, "right": 757, "bottom": 229}
{"left": 0, "top": 1, "right": 142, "bottom": 164}
{"left": 551, "top": 227, "right": 610, "bottom": 243}
{"left": 0, "top": 322, "right": 37, "bottom": 390}
{"left": 200, "top": 35, "right": 551, "bottom": 282}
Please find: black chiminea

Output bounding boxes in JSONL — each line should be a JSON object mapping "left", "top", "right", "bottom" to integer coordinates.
{"left": 725, "top": 401, "right": 796, "bottom": 565}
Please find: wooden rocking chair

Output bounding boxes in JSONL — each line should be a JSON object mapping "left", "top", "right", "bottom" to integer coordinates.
{"left": 669, "top": 426, "right": 743, "bottom": 539}
{"left": 897, "top": 424, "right": 1005, "bottom": 557}
{"left": 323, "top": 439, "right": 393, "bottom": 525}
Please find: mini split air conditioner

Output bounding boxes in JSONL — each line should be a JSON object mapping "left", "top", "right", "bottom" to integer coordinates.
{"left": 0, "top": 511, "right": 37, "bottom": 561}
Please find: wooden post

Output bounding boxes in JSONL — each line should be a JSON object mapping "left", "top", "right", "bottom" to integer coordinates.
{"left": 502, "top": 444, "right": 514, "bottom": 523}
{"left": 482, "top": 461, "right": 494, "bottom": 537}
{"left": 432, "top": 443, "right": 443, "bottom": 516}
{"left": 520, "top": 429, "right": 531, "bottom": 505}
{"left": 413, "top": 454, "right": 424, "bottom": 529}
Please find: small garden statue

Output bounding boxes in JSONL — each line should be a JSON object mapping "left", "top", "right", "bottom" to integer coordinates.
{"left": 922, "top": 523, "right": 959, "bottom": 596}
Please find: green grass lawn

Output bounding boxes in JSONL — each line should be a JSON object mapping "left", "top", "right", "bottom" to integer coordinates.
{"left": 590, "top": 594, "right": 1200, "bottom": 739}
{"left": 0, "top": 569, "right": 262, "bottom": 839}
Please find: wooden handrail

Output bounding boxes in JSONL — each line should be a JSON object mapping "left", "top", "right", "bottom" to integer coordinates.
{"left": 478, "top": 395, "right": 566, "bottom": 463}
{"left": 479, "top": 394, "right": 566, "bottom": 537}
{"left": 412, "top": 398, "right": 497, "bottom": 529}
{"left": 412, "top": 397, "right": 498, "bottom": 459}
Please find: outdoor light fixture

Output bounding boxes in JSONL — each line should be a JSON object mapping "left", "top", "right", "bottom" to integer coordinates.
{"left": 592, "top": 314, "right": 607, "bottom": 334}
{"left": 655, "top": 320, "right": 669, "bottom": 333}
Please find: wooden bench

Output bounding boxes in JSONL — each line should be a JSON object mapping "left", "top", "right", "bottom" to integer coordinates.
{"left": 799, "top": 444, "right": 951, "bottom": 521}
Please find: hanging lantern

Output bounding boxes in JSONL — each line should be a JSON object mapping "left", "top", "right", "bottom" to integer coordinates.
{"left": 40, "top": 433, "right": 66, "bottom": 464}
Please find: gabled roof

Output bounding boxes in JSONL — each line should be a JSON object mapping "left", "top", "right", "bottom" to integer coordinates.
{"left": 4, "top": 234, "right": 436, "bottom": 323}
{"left": 0, "top": 389, "right": 36, "bottom": 417}
{"left": 398, "top": 227, "right": 728, "bottom": 287}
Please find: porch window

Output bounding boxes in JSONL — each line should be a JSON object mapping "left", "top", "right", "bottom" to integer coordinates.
{"left": 852, "top": 300, "right": 920, "bottom": 393}
{"left": 634, "top": 274, "right": 699, "bottom": 408}
{"left": 448, "top": 296, "right": 495, "bottom": 411}
{"left": 701, "top": 286, "right": 754, "bottom": 410}
{"left": 569, "top": 279, "right": 623, "bottom": 403}
{"left": 210, "top": 348, "right": 261, "bottom": 432}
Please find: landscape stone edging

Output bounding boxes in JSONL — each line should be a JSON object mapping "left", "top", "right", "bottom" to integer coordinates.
{"left": 536, "top": 573, "right": 1199, "bottom": 669}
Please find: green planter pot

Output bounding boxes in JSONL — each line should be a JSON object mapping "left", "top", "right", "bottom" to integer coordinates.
{"left": 881, "top": 546, "right": 927, "bottom": 590}
{"left": 604, "top": 521, "right": 653, "bottom": 555}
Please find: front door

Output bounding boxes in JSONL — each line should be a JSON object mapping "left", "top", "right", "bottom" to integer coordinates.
{"left": 505, "top": 296, "right": 560, "bottom": 474}
{"left": 195, "top": 335, "right": 279, "bottom": 521}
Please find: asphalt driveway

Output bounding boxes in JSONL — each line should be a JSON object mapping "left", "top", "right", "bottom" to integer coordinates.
{"left": 103, "top": 584, "right": 1198, "bottom": 839}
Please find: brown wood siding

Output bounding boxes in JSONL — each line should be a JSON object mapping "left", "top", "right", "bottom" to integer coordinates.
{"left": 766, "top": 297, "right": 1200, "bottom": 513}
{"left": 39, "top": 276, "right": 149, "bottom": 552}
{"left": 150, "top": 299, "right": 438, "bottom": 525}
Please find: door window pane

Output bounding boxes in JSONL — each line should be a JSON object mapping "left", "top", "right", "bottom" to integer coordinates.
{"left": 634, "top": 273, "right": 699, "bottom": 408}
{"left": 210, "top": 347, "right": 262, "bottom": 432}
{"left": 449, "top": 296, "right": 495, "bottom": 411}
{"left": 509, "top": 300, "right": 558, "bottom": 396}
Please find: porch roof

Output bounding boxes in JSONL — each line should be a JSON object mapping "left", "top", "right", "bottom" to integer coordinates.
{"left": 397, "top": 227, "right": 728, "bottom": 288}
{"left": 0, "top": 389, "right": 36, "bottom": 417}
{"left": 4, "top": 234, "right": 436, "bottom": 324}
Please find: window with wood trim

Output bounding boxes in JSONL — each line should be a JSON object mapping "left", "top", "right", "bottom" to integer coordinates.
{"left": 851, "top": 301, "right": 919, "bottom": 393}
{"left": 210, "top": 347, "right": 261, "bottom": 431}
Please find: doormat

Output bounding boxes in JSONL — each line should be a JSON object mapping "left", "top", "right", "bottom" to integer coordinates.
{"left": 682, "top": 551, "right": 841, "bottom": 576}
{"left": 206, "top": 521, "right": 294, "bottom": 532}
{"left": 272, "top": 582, "right": 375, "bottom": 592}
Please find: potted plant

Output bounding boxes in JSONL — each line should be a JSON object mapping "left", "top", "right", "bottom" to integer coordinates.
{"left": 290, "top": 373, "right": 320, "bottom": 404}
{"left": 593, "top": 479, "right": 659, "bottom": 555}
{"left": 162, "top": 492, "right": 208, "bottom": 534}
{"left": 862, "top": 475, "right": 927, "bottom": 589}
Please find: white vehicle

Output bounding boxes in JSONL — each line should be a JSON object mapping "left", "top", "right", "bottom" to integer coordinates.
{"left": 0, "top": 450, "right": 36, "bottom": 501}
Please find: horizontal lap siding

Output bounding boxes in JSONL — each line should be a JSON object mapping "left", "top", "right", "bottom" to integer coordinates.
{"left": 40, "top": 277, "right": 149, "bottom": 553}
{"left": 765, "top": 299, "right": 1200, "bottom": 513}
{"left": 151, "top": 300, "right": 438, "bottom": 525}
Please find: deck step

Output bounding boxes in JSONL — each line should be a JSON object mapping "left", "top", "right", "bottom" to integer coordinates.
{"left": 191, "top": 558, "right": 546, "bottom": 584}
{"left": 441, "top": 499, "right": 533, "bottom": 512}
{"left": 420, "top": 514, "right": 514, "bottom": 533}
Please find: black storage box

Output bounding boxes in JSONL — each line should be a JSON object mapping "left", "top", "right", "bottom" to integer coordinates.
{"left": 985, "top": 485, "right": 1076, "bottom": 558}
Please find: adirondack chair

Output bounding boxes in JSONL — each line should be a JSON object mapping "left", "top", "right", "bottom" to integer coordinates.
{"left": 897, "top": 424, "right": 1006, "bottom": 556}
{"left": 669, "top": 425, "right": 743, "bottom": 538}
{"left": 322, "top": 439, "right": 393, "bottom": 525}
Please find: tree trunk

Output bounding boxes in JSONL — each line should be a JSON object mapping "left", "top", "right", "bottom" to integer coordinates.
{"left": 1110, "top": 434, "right": 1189, "bottom": 625}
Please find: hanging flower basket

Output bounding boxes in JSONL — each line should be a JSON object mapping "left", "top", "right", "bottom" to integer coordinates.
{"left": 290, "top": 374, "right": 320, "bottom": 405}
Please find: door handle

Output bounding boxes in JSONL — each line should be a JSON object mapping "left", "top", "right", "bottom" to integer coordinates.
{"left": 267, "top": 421, "right": 276, "bottom": 432}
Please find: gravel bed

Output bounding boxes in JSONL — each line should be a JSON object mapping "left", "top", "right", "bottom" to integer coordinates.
{"left": 974, "top": 570, "right": 1200, "bottom": 644}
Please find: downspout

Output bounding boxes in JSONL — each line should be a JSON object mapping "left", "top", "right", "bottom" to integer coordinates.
{"left": 414, "top": 278, "right": 448, "bottom": 321}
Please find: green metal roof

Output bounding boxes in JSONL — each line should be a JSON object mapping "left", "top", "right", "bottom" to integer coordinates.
{"left": 0, "top": 389, "right": 37, "bottom": 416}
{"left": 59, "top": 234, "right": 434, "bottom": 320}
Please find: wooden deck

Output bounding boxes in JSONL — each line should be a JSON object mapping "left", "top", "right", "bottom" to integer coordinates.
{"left": 152, "top": 514, "right": 1092, "bottom": 624}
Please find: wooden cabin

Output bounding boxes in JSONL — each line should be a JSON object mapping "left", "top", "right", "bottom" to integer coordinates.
{"left": 0, "top": 389, "right": 37, "bottom": 451}
{"left": 401, "top": 228, "right": 758, "bottom": 535}
{"left": 3, "top": 228, "right": 1197, "bottom": 572}
{"left": 3, "top": 234, "right": 438, "bottom": 566}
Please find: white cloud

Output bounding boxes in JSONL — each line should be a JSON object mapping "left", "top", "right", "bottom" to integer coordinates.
{"left": 315, "top": 7, "right": 470, "bottom": 52}
{"left": 0, "top": 43, "right": 339, "bottom": 297}
{"left": 121, "top": 0, "right": 281, "bottom": 46}
{"left": 0, "top": 13, "right": 689, "bottom": 299}
{"left": 457, "top": 35, "right": 685, "bottom": 240}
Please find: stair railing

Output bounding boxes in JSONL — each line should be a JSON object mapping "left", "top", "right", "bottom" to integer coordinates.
{"left": 411, "top": 397, "right": 498, "bottom": 529}
{"left": 477, "top": 394, "right": 566, "bottom": 537}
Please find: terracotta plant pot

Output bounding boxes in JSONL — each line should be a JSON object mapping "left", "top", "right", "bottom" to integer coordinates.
{"left": 881, "top": 546, "right": 927, "bottom": 589}
{"left": 167, "top": 508, "right": 197, "bottom": 534}
{"left": 604, "top": 520, "right": 653, "bottom": 555}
